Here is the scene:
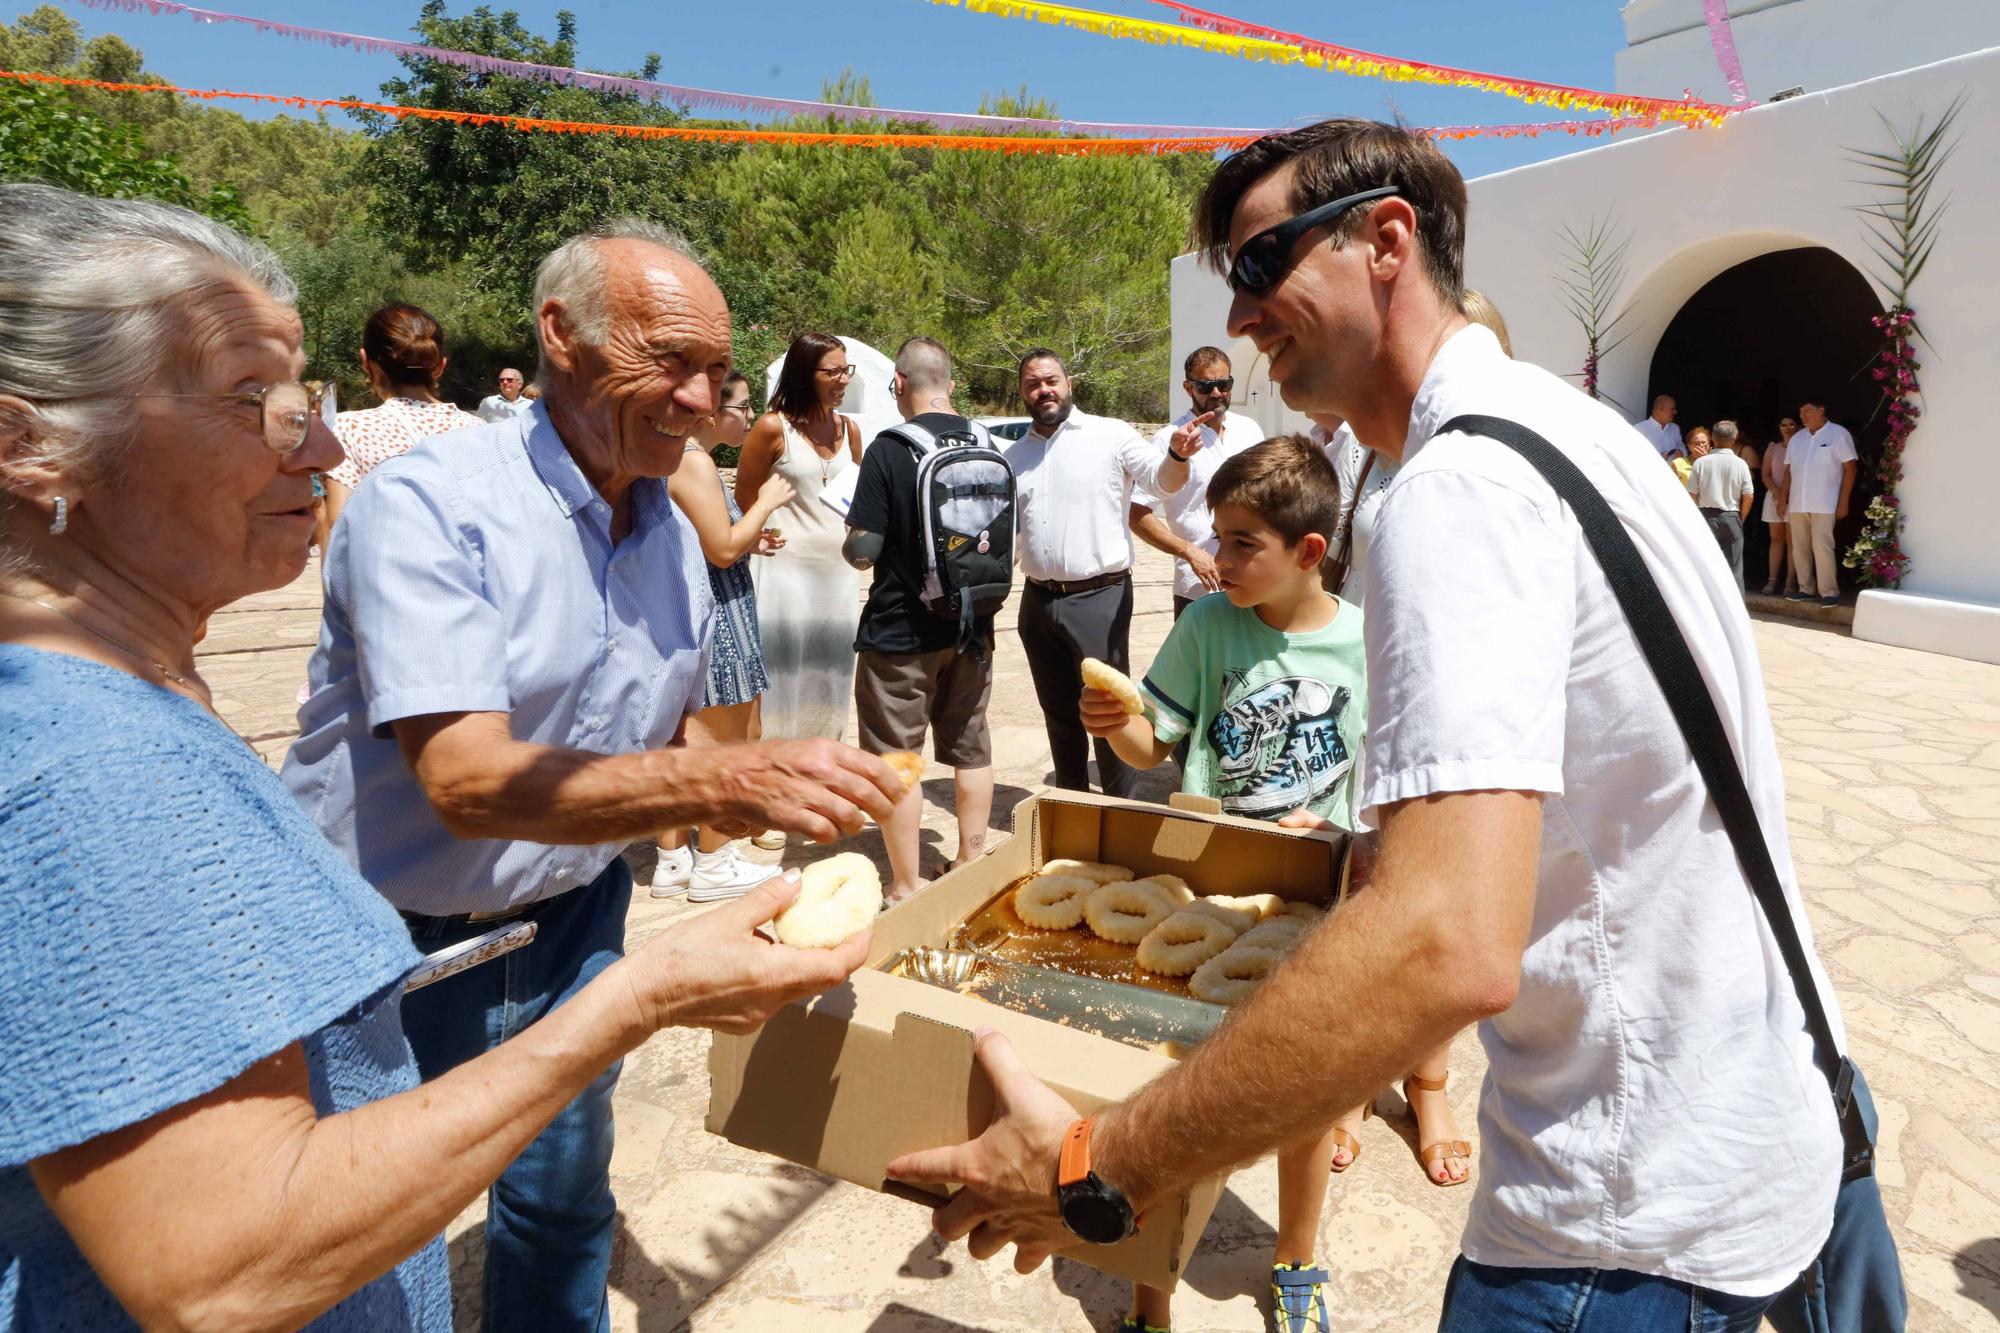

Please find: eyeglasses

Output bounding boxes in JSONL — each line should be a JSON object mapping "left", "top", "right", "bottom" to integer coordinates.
{"left": 718, "top": 400, "right": 753, "bottom": 416}
{"left": 1226, "top": 185, "right": 1401, "bottom": 294}
{"left": 499, "top": 376, "right": 523, "bottom": 385}
{"left": 130, "top": 380, "right": 337, "bottom": 453}
{"left": 817, "top": 366, "right": 857, "bottom": 381}
{"left": 1190, "top": 377, "right": 1234, "bottom": 394}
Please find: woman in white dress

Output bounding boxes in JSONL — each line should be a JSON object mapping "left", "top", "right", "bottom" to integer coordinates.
{"left": 734, "top": 332, "right": 864, "bottom": 745}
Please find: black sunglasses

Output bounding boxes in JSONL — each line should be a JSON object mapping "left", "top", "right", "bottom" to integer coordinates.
{"left": 1190, "top": 377, "right": 1234, "bottom": 394}
{"left": 1227, "top": 185, "right": 1401, "bottom": 294}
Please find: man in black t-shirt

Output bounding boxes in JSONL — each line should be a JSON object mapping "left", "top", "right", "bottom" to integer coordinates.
{"left": 841, "top": 337, "right": 995, "bottom": 902}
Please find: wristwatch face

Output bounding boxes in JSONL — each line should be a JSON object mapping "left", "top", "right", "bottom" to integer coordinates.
{"left": 1059, "top": 1181, "right": 1131, "bottom": 1245}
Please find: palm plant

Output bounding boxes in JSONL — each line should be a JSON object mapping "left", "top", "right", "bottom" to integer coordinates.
{"left": 1550, "top": 214, "right": 1637, "bottom": 412}
{"left": 1847, "top": 94, "right": 1963, "bottom": 339}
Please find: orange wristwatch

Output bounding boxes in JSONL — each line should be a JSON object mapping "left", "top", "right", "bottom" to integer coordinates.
{"left": 1055, "top": 1117, "right": 1138, "bottom": 1245}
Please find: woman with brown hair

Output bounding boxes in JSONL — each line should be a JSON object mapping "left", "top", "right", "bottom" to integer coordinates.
{"left": 733, "top": 332, "right": 865, "bottom": 765}
{"left": 318, "top": 303, "right": 479, "bottom": 539}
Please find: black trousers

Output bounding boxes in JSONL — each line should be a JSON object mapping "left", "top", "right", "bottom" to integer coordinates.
{"left": 1702, "top": 507, "right": 1746, "bottom": 587}
{"left": 1019, "top": 575, "right": 1137, "bottom": 797}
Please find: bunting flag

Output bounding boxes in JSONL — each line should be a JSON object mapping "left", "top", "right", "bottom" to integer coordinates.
{"left": 0, "top": 69, "right": 1262, "bottom": 153}
{"left": 930, "top": 0, "right": 1735, "bottom": 128}
{"left": 4, "top": 68, "right": 1670, "bottom": 152}
{"left": 58, "top": 0, "right": 1272, "bottom": 138}
{"left": 7, "top": 68, "right": 1680, "bottom": 152}
{"left": 1701, "top": 0, "right": 1754, "bottom": 103}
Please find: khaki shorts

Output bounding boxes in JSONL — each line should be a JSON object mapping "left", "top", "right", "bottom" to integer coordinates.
{"left": 854, "top": 645, "right": 994, "bottom": 768}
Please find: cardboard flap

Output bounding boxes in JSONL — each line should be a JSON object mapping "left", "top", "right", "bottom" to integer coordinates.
{"left": 1166, "top": 792, "right": 1223, "bottom": 816}
{"left": 886, "top": 1013, "right": 992, "bottom": 1201}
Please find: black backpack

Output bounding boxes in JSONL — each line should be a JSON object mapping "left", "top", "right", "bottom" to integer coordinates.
{"left": 877, "top": 418, "right": 1016, "bottom": 652}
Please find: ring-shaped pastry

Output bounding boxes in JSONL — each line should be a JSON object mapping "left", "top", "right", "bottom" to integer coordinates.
{"left": 1136, "top": 910, "right": 1240, "bottom": 976}
{"left": 1188, "top": 943, "right": 1286, "bottom": 1005}
{"left": 772, "top": 852, "right": 883, "bottom": 948}
{"left": 1182, "top": 897, "right": 1260, "bottom": 933}
{"left": 1139, "top": 873, "right": 1195, "bottom": 906}
{"left": 1040, "top": 858, "right": 1134, "bottom": 885}
{"left": 1237, "top": 917, "right": 1306, "bottom": 952}
{"left": 1083, "top": 880, "right": 1175, "bottom": 943}
{"left": 1080, "top": 657, "right": 1145, "bottom": 715}
{"left": 1013, "top": 874, "right": 1098, "bottom": 930}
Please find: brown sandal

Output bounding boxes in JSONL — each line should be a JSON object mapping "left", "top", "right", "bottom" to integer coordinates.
{"left": 1402, "top": 1072, "right": 1471, "bottom": 1188}
{"left": 1328, "top": 1102, "right": 1375, "bottom": 1174}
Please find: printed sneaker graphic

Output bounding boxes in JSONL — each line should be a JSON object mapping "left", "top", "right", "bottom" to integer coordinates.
{"left": 1206, "top": 673, "right": 1353, "bottom": 819}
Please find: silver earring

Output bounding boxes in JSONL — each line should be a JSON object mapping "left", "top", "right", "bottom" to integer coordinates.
{"left": 49, "top": 497, "right": 67, "bottom": 535}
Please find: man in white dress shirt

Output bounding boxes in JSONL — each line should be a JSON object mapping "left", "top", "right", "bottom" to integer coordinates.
{"left": 1785, "top": 397, "right": 1858, "bottom": 607}
{"left": 1687, "top": 419, "right": 1757, "bottom": 587}
{"left": 1632, "top": 393, "right": 1683, "bottom": 459}
{"left": 476, "top": 367, "right": 534, "bottom": 422}
{"left": 1005, "top": 348, "right": 1192, "bottom": 796}
{"left": 1131, "top": 345, "right": 1265, "bottom": 618}
{"left": 887, "top": 117, "right": 1884, "bottom": 1332}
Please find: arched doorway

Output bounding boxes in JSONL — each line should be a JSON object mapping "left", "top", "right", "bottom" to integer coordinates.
{"left": 1647, "top": 246, "right": 1885, "bottom": 592}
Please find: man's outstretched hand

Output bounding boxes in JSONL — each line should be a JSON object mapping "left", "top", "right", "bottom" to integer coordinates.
{"left": 884, "top": 1029, "right": 1084, "bottom": 1274}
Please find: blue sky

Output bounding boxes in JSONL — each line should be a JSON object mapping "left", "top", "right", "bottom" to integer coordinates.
{"left": 51, "top": 0, "right": 1684, "bottom": 179}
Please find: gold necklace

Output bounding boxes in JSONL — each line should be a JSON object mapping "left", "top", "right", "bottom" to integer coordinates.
{"left": 0, "top": 589, "right": 195, "bottom": 688}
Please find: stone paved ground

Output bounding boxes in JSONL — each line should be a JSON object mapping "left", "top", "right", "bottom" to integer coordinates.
{"left": 215, "top": 545, "right": 2000, "bottom": 1331}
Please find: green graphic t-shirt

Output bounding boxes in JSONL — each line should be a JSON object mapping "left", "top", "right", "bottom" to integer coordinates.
{"left": 1140, "top": 593, "right": 1367, "bottom": 831}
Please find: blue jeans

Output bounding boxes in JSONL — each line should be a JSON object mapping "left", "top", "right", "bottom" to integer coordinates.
{"left": 1439, "top": 1258, "right": 1777, "bottom": 1332}
{"left": 400, "top": 857, "right": 632, "bottom": 1333}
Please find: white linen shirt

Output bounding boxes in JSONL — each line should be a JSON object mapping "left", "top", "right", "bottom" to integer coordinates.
{"left": 1135, "top": 408, "right": 1263, "bottom": 601}
{"left": 1688, "top": 449, "right": 1755, "bottom": 511}
{"left": 1004, "top": 408, "right": 1179, "bottom": 583}
{"left": 1632, "top": 416, "right": 1683, "bottom": 457}
{"left": 1360, "top": 325, "right": 1841, "bottom": 1295}
{"left": 284, "top": 404, "right": 714, "bottom": 916}
{"left": 1787, "top": 422, "right": 1858, "bottom": 514}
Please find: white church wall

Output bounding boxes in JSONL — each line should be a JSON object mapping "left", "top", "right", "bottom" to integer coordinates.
{"left": 1615, "top": 0, "right": 2000, "bottom": 104}
{"left": 1165, "top": 44, "right": 2000, "bottom": 657}
{"left": 1462, "top": 45, "right": 2000, "bottom": 617}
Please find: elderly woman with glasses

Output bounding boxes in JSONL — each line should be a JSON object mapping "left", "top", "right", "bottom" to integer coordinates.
{"left": 0, "top": 185, "right": 871, "bottom": 1331}
{"left": 732, "top": 331, "right": 865, "bottom": 770}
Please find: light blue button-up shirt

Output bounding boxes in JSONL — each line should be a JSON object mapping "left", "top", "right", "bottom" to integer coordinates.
{"left": 283, "top": 404, "right": 713, "bottom": 916}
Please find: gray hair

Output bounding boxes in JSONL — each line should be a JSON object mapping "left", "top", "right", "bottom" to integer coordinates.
{"left": 1712, "top": 419, "right": 1740, "bottom": 443}
{"left": 0, "top": 184, "right": 294, "bottom": 568}
{"left": 531, "top": 217, "right": 696, "bottom": 358}
{"left": 894, "top": 336, "right": 953, "bottom": 393}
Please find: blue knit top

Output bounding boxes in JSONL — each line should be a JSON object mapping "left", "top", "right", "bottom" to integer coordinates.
{"left": 0, "top": 645, "right": 450, "bottom": 1329}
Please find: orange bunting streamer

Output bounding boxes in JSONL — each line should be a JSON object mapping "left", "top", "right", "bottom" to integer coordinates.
{"left": 0, "top": 68, "right": 1668, "bottom": 152}
{"left": 0, "top": 68, "right": 1258, "bottom": 154}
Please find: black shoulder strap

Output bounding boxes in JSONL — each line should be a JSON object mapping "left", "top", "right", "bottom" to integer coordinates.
{"left": 1437, "top": 413, "right": 1872, "bottom": 1180}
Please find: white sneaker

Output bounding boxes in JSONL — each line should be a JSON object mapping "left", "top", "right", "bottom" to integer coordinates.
{"left": 751, "top": 828, "right": 788, "bottom": 851}
{"left": 650, "top": 846, "right": 692, "bottom": 898}
{"left": 688, "top": 845, "right": 783, "bottom": 902}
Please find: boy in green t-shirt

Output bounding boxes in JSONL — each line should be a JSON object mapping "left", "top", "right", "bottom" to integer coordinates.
{"left": 1081, "top": 434, "right": 1358, "bottom": 1333}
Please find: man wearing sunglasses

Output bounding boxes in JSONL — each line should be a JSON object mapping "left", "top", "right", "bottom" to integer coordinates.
{"left": 1130, "top": 346, "right": 1264, "bottom": 619}
{"left": 476, "top": 367, "right": 534, "bottom": 423}
{"left": 887, "top": 118, "right": 1869, "bottom": 1333}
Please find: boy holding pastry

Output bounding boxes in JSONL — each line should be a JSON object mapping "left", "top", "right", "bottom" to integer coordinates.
{"left": 1080, "top": 434, "right": 1365, "bottom": 1333}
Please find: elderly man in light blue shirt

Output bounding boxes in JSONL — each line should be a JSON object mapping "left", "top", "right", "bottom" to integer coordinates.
{"left": 284, "top": 220, "right": 899, "bottom": 1333}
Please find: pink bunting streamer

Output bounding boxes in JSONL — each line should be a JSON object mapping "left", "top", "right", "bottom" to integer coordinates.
{"left": 59, "top": 0, "right": 1273, "bottom": 136}
{"left": 1701, "top": 0, "right": 1753, "bottom": 103}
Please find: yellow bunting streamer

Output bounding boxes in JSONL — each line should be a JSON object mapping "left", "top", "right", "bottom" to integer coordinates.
{"left": 926, "top": 0, "right": 1735, "bottom": 128}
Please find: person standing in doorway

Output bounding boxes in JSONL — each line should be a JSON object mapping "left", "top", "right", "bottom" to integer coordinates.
{"left": 1130, "top": 345, "right": 1263, "bottom": 619}
{"left": 735, "top": 333, "right": 865, "bottom": 762}
{"left": 1786, "top": 399, "right": 1857, "bottom": 607}
{"left": 1633, "top": 393, "right": 1684, "bottom": 460}
{"left": 1689, "top": 420, "right": 1757, "bottom": 589}
{"left": 1006, "top": 349, "right": 1191, "bottom": 797}
{"left": 1763, "top": 415, "right": 1798, "bottom": 595}
{"left": 843, "top": 337, "right": 997, "bottom": 903}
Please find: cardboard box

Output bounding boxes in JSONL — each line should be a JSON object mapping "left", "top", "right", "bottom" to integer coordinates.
{"left": 705, "top": 789, "right": 1348, "bottom": 1286}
